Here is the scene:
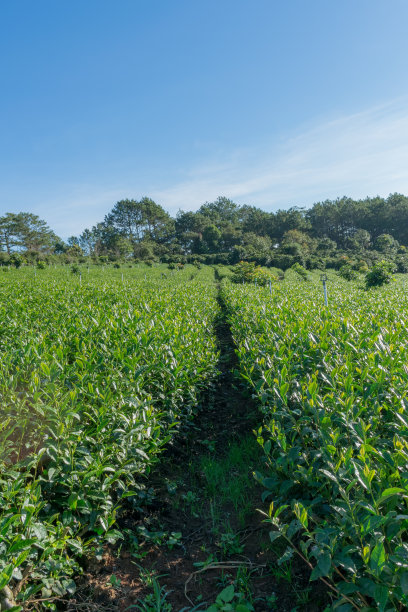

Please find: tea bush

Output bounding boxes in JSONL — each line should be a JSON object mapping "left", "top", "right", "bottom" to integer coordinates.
{"left": 0, "top": 267, "right": 219, "bottom": 608}
{"left": 223, "top": 273, "right": 408, "bottom": 611}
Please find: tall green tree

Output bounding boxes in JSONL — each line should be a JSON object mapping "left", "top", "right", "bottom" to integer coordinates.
{"left": 0, "top": 213, "right": 20, "bottom": 254}
{"left": 239, "top": 205, "right": 271, "bottom": 236}
{"left": 271, "top": 207, "right": 310, "bottom": 242}
{"left": 0, "top": 212, "right": 58, "bottom": 253}
{"left": 104, "top": 198, "right": 174, "bottom": 254}
{"left": 175, "top": 211, "right": 209, "bottom": 253}
{"left": 202, "top": 224, "right": 222, "bottom": 252}
{"left": 198, "top": 196, "right": 240, "bottom": 225}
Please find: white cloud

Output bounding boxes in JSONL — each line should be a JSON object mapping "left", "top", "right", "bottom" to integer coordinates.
{"left": 152, "top": 97, "right": 408, "bottom": 212}
{"left": 21, "top": 97, "right": 408, "bottom": 235}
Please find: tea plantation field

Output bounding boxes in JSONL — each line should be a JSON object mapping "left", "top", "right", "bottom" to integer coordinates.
{"left": 223, "top": 273, "right": 408, "bottom": 611}
{"left": 1, "top": 264, "right": 408, "bottom": 611}
{"left": 0, "top": 265, "right": 219, "bottom": 610}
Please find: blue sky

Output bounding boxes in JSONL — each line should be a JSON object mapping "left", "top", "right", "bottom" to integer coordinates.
{"left": 1, "top": 0, "right": 408, "bottom": 237}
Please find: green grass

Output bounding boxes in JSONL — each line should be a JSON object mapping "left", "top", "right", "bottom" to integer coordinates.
{"left": 199, "top": 436, "right": 262, "bottom": 527}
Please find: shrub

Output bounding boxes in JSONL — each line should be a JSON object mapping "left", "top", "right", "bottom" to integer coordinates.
{"left": 305, "top": 256, "right": 326, "bottom": 270}
{"left": 0, "top": 273, "right": 220, "bottom": 604}
{"left": 269, "top": 253, "right": 301, "bottom": 271}
{"left": 396, "top": 256, "right": 408, "bottom": 273}
{"left": 224, "top": 279, "right": 408, "bottom": 610}
{"left": 355, "top": 260, "right": 369, "bottom": 273}
{"left": 36, "top": 261, "right": 46, "bottom": 270}
{"left": 281, "top": 241, "right": 303, "bottom": 257}
{"left": 0, "top": 253, "right": 10, "bottom": 266}
{"left": 268, "top": 266, "right": 285, "bottom": 279}
{"left": 365, "top": 260, "right": 395, "bottom": 288}
{"left": 231, "top": 261, "right": 277, "bottom": 286}
{"left": 338, "top": 264, "right": 357, "bottom": 281}
{"left": 331, "top": 255, "right": 351, "bottom": 270}
{"left": 10, "top": 253, "right": 22, "bottom": 268}
{"left": 213, "top": 252, "right": 230, "bottom": 265}
{"left": 291, "top": 262, "right": 308, "bottom": 280}
{"left": 71, "top": 264, "right": 80, "bottom": 274}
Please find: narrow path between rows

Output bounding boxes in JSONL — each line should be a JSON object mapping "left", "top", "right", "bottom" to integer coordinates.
{"left": 67, "top": 279, "right": 327, "bottom": 612}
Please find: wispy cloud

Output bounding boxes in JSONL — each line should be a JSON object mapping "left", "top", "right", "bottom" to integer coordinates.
{"left": 152, "top": 97, "right": 408, "bottom": 212}
{"left": 20, "top": 97, "right": 408, "bottom": 236}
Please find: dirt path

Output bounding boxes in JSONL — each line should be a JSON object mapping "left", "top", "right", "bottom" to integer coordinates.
{"left": 66, "top": 283, "right": 328, "bottom": 612}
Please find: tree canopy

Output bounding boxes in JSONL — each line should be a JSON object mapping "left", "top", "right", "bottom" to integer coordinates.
{"left": 2, "top": 193, "right": 408, "bottom": 272}
{"left": 0, "top": 212, "right": 59, "bottom": 254}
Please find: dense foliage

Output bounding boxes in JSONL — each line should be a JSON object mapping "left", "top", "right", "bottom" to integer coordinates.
{"left": 67, "top": 193, "right": 408, "bottom": 272}
{"left": 223, "top": 272, "right": 408, "bottom": 611}
{"left": 3, "top": 262, "right": 408, "bottom": 610}
{"left": 0, "top": 265, "right": 219, "bottom": 609}
{"left": 230, "top": 261, "right": 278, "bottom": 285}
{"left": 365, "top": 261, "right": 395, "bottom": 288}
{"left": 3, "top": 193, "right": 408, "bottom": 276}
{"left": 0, "top": 213, "right": 58, "bottom": 256}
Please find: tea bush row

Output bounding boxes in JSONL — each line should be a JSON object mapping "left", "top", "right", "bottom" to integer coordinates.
{"left": 223, "top": 273, "right": 408, "bottom": 611}
{"left": 0, "top": 271, "right": 219, "bottom": 609}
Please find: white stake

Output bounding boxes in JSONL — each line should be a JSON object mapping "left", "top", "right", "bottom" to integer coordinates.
{"left": 320, "top": 273, "right": 328, "bottom": 306}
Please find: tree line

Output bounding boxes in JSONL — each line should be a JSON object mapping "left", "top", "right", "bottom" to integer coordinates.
{"left": 1, "top": 193, "right": 408, "bottom": 271}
